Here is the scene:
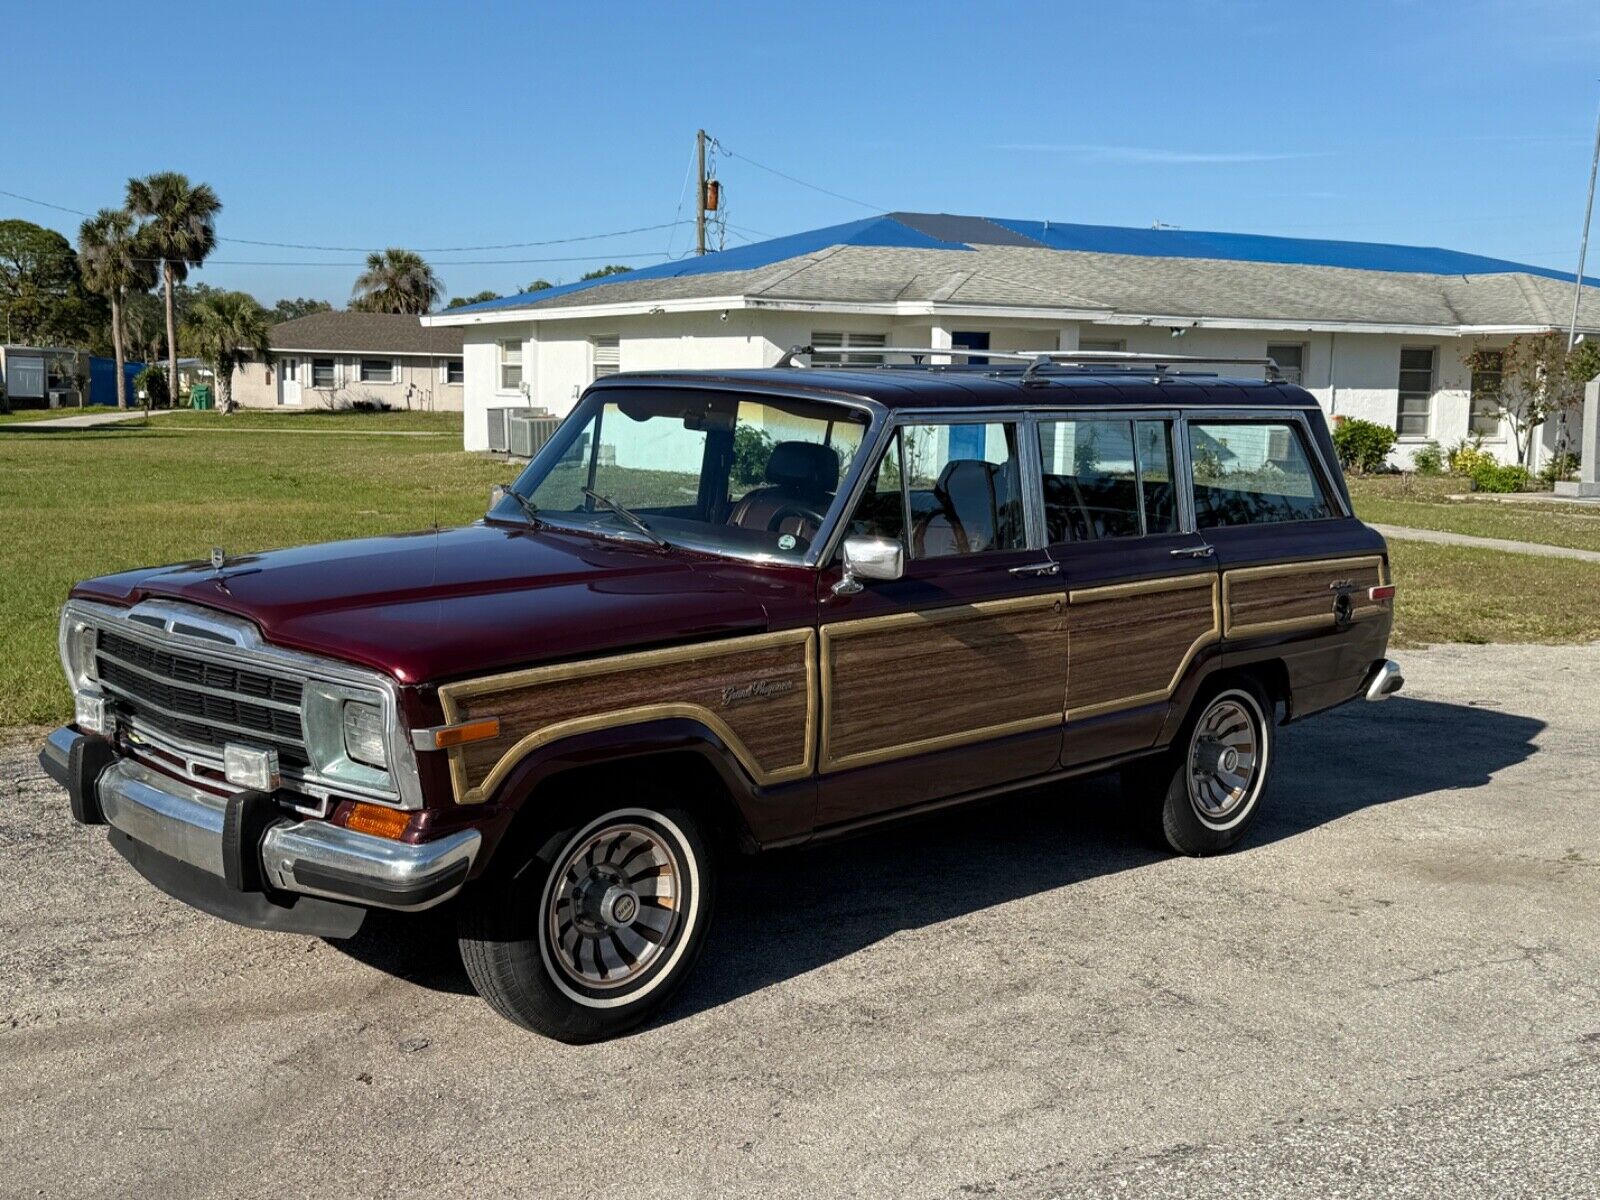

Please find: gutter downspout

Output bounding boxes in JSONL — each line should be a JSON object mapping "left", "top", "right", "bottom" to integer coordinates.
{"left": 1327, "top": 331, "right": 1339, "bottom": 418}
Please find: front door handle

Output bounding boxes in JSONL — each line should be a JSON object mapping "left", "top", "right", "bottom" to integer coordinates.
{"left": 1009, "top": 561, "right": 1061, "bottom": 577}
{"left": 1170, "top": 545, "right": 1216, "bottom": 559}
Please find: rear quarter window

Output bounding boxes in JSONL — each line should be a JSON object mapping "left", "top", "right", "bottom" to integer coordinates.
{"left": 1189, "top": 420, "right": 1334, "bottom": 528}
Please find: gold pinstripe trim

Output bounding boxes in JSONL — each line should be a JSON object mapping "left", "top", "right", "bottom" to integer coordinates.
{"left": 437, "top": 628, "right": 817, "bottom": 804}
{"left": 819, "top": 593, "right": 1064, "bottom": 773}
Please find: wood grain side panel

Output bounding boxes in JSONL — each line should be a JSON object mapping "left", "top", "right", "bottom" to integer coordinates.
{"left": 1065, "top": 575, "right": 1219, "bottom": 718}
{"left": 821, "top": 596, "right": 1066, "bottom": 772}
{"left": 1223, "top": 556, "right": 1386, "bottom": 639}
{"left": 438, "top": 630, "right": 815, "bottom": 803}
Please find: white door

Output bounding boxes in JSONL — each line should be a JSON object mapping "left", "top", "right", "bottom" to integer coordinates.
{"left": 278, "top": 358, "right": 302, "bottom": 406}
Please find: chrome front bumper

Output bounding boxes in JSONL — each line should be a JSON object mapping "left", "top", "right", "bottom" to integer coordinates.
{"left": 42, "top": 728, "right": 479, "bottom": 918}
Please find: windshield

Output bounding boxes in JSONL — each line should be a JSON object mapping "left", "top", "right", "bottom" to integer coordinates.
{"left": 494, "top": 387, "right": 872, "bottom": 562}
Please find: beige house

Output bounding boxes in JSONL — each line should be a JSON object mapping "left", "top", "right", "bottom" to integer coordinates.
{"left": 232, "top": 312, "right": 465, "bottom": 411}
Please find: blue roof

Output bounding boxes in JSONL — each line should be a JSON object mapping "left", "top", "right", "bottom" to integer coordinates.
{"left": 449, "top": 211, "right": 1597, "bottom": 314}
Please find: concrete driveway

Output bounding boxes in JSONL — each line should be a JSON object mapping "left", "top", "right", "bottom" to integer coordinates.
{"left": 2, "top": 642, "right": 1597, "bottom": 1198}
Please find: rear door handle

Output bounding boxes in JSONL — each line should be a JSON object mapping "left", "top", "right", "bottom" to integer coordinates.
{"left": 1170, "top": 545, "right": 1216, "bottom": 559}
{"left": 1009, "top": 561, "right": 1061, "bottom": 577}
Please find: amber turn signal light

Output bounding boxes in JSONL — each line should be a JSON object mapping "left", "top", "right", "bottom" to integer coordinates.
{"left": 343, "top": 802, "right": 412, "bottom": 840}
{"left": 412, "top": 717, "right": 502, "bottom": 752}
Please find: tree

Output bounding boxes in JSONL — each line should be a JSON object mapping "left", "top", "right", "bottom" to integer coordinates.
{"left": 1467, "top": 334, "right": 1598, "bottom": 467}
{"left": 446, "top": 290, "right": 501, "bottom": 309}
{"left": 525, "top": 278, "right": 554, "bottom": 292}
{"left": 350, "top": 248, "right": 443, "bottom": 314}
{"left": 126, "top": 172, "right": 222, "bottom": 405}
{"left": 182, "top": 290, "right": 272, "bottom": 413}
{"left": 122, "top": 293, "right": 168, "bottom": 369}
{"left": 0, "top": 219, "right": 101, "bottom": 346}
{"left": 270, "top": 297, "right": 333, "bottom": 323}
{"left": 77, "top": 209, "right": 156, "bottom": 409}
{"left": 579, "top": 264, "right": 632, "bottom": 280}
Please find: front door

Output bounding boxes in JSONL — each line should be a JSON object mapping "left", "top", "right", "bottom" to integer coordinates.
{"left": 815, "top": 417, "right": 1068, "bottom": 826}
{"left": 278, "top": 358, "right": 302, "bottom": 406}
{"left": 1036, "top": 414, "right": 1223, "bottom": 766}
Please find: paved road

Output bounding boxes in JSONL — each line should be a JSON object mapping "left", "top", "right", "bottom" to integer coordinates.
{"left": 1, "top": 408, "right": 181, "bottom": 431}
{"left": 1369, "top": 522, "right": 1600, "bottom": 563}
{"left": 3, "top": 642, "right": 1598, "bottom": 1199}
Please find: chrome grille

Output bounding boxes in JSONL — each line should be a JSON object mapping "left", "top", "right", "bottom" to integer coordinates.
{"left": 95, "top": 627, "right": 310, "bottom": 767}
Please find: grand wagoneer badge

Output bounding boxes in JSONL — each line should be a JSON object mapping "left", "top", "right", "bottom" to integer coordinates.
{"left": 721, "top": 678, "right": 797, "bottom": 708}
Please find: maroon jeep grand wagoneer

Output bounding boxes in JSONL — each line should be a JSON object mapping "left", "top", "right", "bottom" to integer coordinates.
{"left": 41, "top": 349, "right": 1401, "bottom": 1041}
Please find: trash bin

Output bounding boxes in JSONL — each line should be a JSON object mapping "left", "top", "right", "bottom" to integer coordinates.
{"left": 190, "top": 384, "right": 213, "bottom": 410}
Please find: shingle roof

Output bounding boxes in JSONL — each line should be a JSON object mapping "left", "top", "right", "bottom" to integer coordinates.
{"left": 269, "top": 312, "right": 463, "bottom": 355}
{"left": 439, "top": 212, "right": 1600, "bottom": 333}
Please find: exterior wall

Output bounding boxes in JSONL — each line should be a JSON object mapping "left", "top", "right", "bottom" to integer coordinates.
{"left": 460, "top": 310, "right": 1540, "bottom": 466}
{"left": 232, "top": 355, "right": 464, "bottom": 412}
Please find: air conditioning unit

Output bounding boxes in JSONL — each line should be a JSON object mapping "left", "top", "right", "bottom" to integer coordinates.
{"left": 48, "top": 389, "right": 79, "bottom": 409}
{"left": 486, "top": 407, "right": 512, "bottom": 453}
{"left": 507, "top": 412, "right": 561, "bottom": 459}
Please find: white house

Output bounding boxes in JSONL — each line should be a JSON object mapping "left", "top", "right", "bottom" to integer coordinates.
{"left": 231, "top": 312, "right": 465, "bottom": 411}
{"left": 424, "top": 213, "right": 1600, "bottom": 471}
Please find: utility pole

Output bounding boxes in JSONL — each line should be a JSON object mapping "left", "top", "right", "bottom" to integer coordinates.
{"left": 1569, "top": 92, "right": 1600, "bottom": 349}
{"left": 695, "top": 129, "right": 708, "bottom": 257}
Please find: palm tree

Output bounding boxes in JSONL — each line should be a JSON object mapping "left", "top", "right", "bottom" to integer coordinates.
{"left": 125, "top": 172, "right": 222, "bottom": 405}
{"left": 350, "top": 248, "right": 443, "bottom": 314}
{"left": 182, "top": 290, "right": 272, "bottom": 413}
{"left": 77, "top": 209, "right": 155, "bottom": 409}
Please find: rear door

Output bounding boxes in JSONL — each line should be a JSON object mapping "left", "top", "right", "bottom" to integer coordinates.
{"left": 1037, "top": 411, "right": 1223, "bottom": 767}
{"left": 814, "top": 415, "right": 1069, "bottom": 825}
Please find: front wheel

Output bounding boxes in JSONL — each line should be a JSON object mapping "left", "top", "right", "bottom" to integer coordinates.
{"left": 1135, "top": 680, "right": 1275, "bottom": 855}
{"left": 458, "top": 804, "right": 715, "bottom": 1042}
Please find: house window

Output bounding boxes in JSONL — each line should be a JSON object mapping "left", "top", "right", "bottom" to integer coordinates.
{"left": 1469, "top": 350, "right": 1504, "bottom": 437}
{"left": 1078, "top": 338, "right": 1126, "bottom": 353}
{"left": 359, "top": 358, "right": 394, "bottom": 383}
{"left": 499, "top": 340, "right": 523, "bottom": 391}
{"left": 310, "top": 358, "right": 336, "bottom": 388}
{"left": 445, "top": 358, "right": 464, "bottom": 385}
{"left": 811, "top": 331, "right": 887, "bottom": 365}
{"left": 1397, "top": 347, "right": 1436, "bottom": 437}
{"left": 1267, "top": 343, "right": 1306, "bottom": 386}
{"left": 592, "top": 336, "right": 620, "bottom": 380}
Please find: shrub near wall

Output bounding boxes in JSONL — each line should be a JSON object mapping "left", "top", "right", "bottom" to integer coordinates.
{"left": 1332, "top": 418, "right": 1398, "bottom": 474}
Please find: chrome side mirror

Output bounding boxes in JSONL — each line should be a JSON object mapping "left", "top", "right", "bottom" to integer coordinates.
{"left": 833, "top": 535, "right": 904, "bottom": 595}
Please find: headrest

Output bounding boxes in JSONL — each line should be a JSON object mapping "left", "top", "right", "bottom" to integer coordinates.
{"left": 765, "top": 441, "right": 840, "bottom": 492}
{"left": 935, "top": 459, "right": 997, "bottom": 504}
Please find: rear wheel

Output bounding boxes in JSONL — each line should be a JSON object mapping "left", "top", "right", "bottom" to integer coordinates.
{"left": 1134, "top": 679, "right": 1275, "bottom": 855}
{"left": 458, "top": 802, "right": 715, "bottom": 1042}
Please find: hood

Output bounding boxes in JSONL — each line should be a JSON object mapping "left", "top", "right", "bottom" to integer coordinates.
{"left": 70, "top": 523, "right": 792, "bottom": 684}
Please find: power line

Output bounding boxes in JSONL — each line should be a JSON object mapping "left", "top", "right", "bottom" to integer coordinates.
{"left": 711, "top": 141, "right": 885, "bottom": 213}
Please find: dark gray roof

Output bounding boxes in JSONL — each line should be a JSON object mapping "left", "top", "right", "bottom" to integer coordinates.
{"left": 269, "top": 312, "right": 463, "bottom": 355}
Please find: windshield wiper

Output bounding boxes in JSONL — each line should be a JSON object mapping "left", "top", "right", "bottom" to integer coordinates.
{"left": 581, "top": 487, "right": 670, "bottom": 551}
{"left": 496, "top": 484, "right": 541, "bottom": 526}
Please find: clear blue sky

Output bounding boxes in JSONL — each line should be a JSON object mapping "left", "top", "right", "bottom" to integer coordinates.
{"left": 6, "top": 0, "right": 1598, "bottom": 304}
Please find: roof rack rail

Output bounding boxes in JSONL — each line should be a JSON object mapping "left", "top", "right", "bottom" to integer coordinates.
{"left": 774, "top": 344, "right": 1283, "bottom": 380}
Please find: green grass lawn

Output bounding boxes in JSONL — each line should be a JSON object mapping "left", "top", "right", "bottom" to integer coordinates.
{"left": 1386, "top": 541, "right": 1600, "bottom": 647}
{"left": 157, "top": 409, "right": 464, "bottom": 433}
{"left": 0, "top": 418, "right": 502, "bottom": 725}
{"left": 0, "top": 405, "right": 124, "bottom": 425}
{"left": 1348, "top": 476, "right": 1600, "bottom": 553}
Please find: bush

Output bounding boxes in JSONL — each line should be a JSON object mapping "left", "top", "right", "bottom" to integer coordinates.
{"left": 1411, "top": 441, "right": 1445, "bottom": 476}
{"left": 1447, "top": 437, "right": 1494, "bottom": 476}
{"left": 1469, "top": 461, "right": 1531, "bottom": 493}
{"left": 731, "top": 424, "right": 775, "bottom": 488}
{"left": 133, "top": 365, "right": 169, "bottom": 408}
{"left": 1538, "top": 453, "right": 1580, "bottom": 488}
{"left": 1331, "top": 418, "right": 1397, "bottom": 474}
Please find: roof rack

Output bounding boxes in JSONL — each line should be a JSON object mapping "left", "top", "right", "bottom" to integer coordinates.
{"left": 774, "top": 344, "right": 1283, "bottom": 381}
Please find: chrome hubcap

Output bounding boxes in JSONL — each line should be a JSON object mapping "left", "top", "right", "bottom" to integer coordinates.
{"left": 1187, "top": 697, "right": 1260, "bottom": 824}
{"left": 547, "top": 823, "right": 681, "bottom": 989}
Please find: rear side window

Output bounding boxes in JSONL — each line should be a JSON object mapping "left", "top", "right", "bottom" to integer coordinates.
{"left": 1038, "top": 418, "right": 1180, "bottom": 541}
{"left": 1189, "top": 420, "right": 1334, "bottom": 527}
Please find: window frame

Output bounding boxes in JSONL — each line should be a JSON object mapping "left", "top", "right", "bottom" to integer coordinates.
{"left": 1266, "top": 342, "right": 1308, "bottom": 387}
{"left": 1184, "top": 413, "right": 1346, "bottom": 529}
{"left": 310, "top": 357, "right": 336, "bottom": 388}
{"left": 498, "top": 339, "right": 523, "bottom": 393}
{"left": 1468, "top": 349, "right": 1505, "bottom": 440}
{"left": 444, "top": 358, "right": 465, "bottom": 385}
{"left": 591, "top": 335, "right": 620, "bottom": 381}
{"left": 1396, "top": 345, "right": 1438, "bottom": 441}
{"left": 359, "top": 357, "right": 395, "bottom": 384}
{"left": 811, "top": 331, "right": 889, "bottom": 366}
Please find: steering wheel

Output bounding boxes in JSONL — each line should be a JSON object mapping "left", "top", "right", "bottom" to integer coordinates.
{"left": 766, "top": 503, "right": 826, "bottom": 535}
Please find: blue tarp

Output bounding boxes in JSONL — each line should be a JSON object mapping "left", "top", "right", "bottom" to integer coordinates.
{"left": 446, "top": 210, "right": 1598, "bottom": 316}
{"left": 89, "top": 357, "right": 144, "bottom": 405}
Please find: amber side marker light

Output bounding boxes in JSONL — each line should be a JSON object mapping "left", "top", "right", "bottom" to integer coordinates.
{"left": 343, "top": 802, "right": 412, "bottom": 840}
{"left": 1369, "top": 585, "right": 1397, "bottom": 602}
{"left": 411, "top": 717, "right": 502, "bottom": 752}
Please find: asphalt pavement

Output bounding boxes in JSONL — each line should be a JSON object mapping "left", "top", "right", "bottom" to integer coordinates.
{"left": 2, "top": 641, "right": 1597, "bottom": 1198}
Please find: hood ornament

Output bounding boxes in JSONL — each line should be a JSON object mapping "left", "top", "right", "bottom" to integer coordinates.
{"left": 210, "top": 546, "right": 227, "bottom": 573}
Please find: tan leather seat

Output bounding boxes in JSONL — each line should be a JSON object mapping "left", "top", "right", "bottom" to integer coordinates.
{"left": 726, "top": 441, "right": 840, "bottom": 541}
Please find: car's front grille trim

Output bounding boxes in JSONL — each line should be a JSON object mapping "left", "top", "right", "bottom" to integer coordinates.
{"left": 95, "top": 646, "right": 302, "bottom": 713}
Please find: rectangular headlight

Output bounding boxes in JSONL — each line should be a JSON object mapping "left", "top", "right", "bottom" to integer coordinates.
{"left": 342, "top": 701, "right": 388, "bottom": 769}
{"left": 58, "top": 611, "right": 98, "bottom": 693}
